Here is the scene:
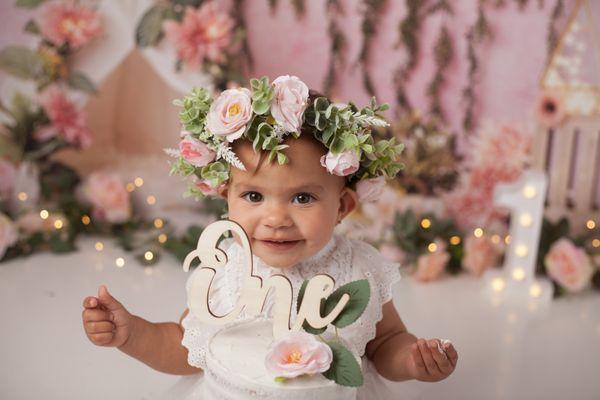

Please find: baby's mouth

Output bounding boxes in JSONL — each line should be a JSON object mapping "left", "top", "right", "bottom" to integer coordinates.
{"left": 257, "top": 239, "right": 302, "bottom": 251}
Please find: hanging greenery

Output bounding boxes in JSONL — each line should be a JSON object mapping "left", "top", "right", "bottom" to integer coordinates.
{"left": 358, "top": 0, "right": 388, "bottom": 97}
{"left": 291, "top": 0, "right": 306, "bottom": 18}
{"left": 427, "top": 25, "right": 454, "bottom": 121}
{"left": 232, "top": 0, "right": 254, "bottom": 72}
{"left": 323, "top": 0, "right": 346, "bottom": 97}
{"left": 546, "top": 0, "right": 564, "bottom": 60}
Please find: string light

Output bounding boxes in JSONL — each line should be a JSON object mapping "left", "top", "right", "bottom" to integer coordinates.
{"left": 134, "top": 177, "right": 144, "bottom": 187}
{"left": 449, "top": 236, "right": 461, "bottom": 245}
{"left": 81, "top": 215, "right": 91, "bottom": 225}
{"left": 95, "top": 242, "right": 104, "bottom": 251}
{"left": 491, "top": 235, "right": 501, "bottom": 244}
{"left": 491, "top": 278, "right": 506, "bottom": 292}
{"left": 593, "top": 239, "right": 600, "bottom": 248}
{"left": 529, "top": 283, "right": 542, "bottom": 298}
{"left": 115, "top": 257, "right": 125, "bottom": 268}
{"left": 144, "top": 251, "right": 154, "bottom": 261}
{"left": 515, "top": 244, "right": 528, "bottom": 257}
{"left": 505, "top": 235, "right": 512, "bottom": 245}
{"left": 158, "top": 234, "right": 167, "bottom": 244}
{"left": 420, "top": 218, "right": 431, "bottom": 229}
{"left": 54, "top": 219, "right": 63, "bottom": 230}
{"left": 523, "top": 186, "right": 537, "bottom": 199}
{"left": 39, "top": 210, "right": 49, "bottom": 220}
{"left": 474, "top": 228, "right": 483, "bottom": 238}
{"left": 512, "top": 268, "right": 526, "bottom": 281}
{"left": 126, "top": 183, "right": 135, "bottom": 192}
{"left": 153, "top": 218, "right": 164, "bottom": 229}
{"left": 146, "top": 195, "right": 156, "bottom": 205}
{"left": 427, "top": 242, "right": 438, "bottom": 252}
{"left": 519, "top": 213, "right": 533, "bottom": 227}
{"left": 18, "top": 192, "right": 28, "bottom": 201}
{"left": 587, "top": 220, "right": 596, "bottom": 230}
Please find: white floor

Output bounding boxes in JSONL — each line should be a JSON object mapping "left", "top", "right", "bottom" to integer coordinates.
{"left": 1, "top": 238, "right": 599, "bottom": 400}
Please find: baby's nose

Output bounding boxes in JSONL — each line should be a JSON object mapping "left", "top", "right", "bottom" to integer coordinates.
{"left": 263, "top": 204, "right": 293, "bottom": 229}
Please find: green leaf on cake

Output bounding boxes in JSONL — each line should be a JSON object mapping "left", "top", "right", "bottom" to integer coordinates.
{"left": 324, "top": 279, "right": 370, "bottom": 328}
{"left": 322, "top": 342, "right": 363, "bottom": 387}
{"left": 296, "top": 280, "right": 326, "bottom": 335}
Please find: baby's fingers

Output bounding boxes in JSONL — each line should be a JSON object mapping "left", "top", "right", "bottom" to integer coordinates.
{"left": 82, "top": 308, "right": 113, "bottom": 323}
{"left": 427, "top": 340, "right": 453, "bottom": 374}
{"left": 85, "top": 321, "right": 115, "bottom": 334}
{"left": 88, "top": 332, "right": 115, "bottom": 346}
{"left": 410, "top": 342, "right": 428, "bottom": 377}
{"left": 83, "top": 296, "right": 98, "bottom": 309}
{"left": 417, "top": 339, "right": 439, "bottom": 376}
{"left": 443, "top": 342, "right": 459, "bottom": 367}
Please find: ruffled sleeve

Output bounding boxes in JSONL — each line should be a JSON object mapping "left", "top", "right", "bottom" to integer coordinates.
{"left": 344, "top": 238, "right": 402, "bottom": 357}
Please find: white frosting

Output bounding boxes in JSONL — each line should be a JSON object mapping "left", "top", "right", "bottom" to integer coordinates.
{"left": 203, "top": 319, "right": 357, "bottom": 400}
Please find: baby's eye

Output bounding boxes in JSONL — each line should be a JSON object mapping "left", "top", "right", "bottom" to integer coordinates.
{"left": 242, "top": 192, "right": 263, "bottom": 203}
{"left": 292, "top": 193, "right": 315, "bottom": 205}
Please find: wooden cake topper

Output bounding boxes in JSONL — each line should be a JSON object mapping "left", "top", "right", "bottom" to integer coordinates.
{"left": 183, "top": 220, "right": 350, "bottom": 339}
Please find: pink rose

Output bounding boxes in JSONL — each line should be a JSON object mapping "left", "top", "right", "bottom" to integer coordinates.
{"left": 206, "top": 88, "right": 252, "bottom": 142}
{"left": 0, "top": 159, "right": 16, "bottom": 199}
{"left": 0, "top": 212, "right": 18, "bottom": 260}
{"left": 462, "top": 235, "right": 502, "bottom": 277}
{"left": 82, "top": 172, "right": 131, "bottom": 224}
{"left": 194, "top": 178, "right": 225, "bottom": 196}
{"left": 17, "top": 211, "right": 65, "bottom": 235}
{"left": 320, "top": 150, "right": 360, "bottom": 177}
{"left": 179, "top": 136, "right": 216, "bottom": 167}
{"left": 270, "top": 75, "right": 309, "bottom": 133}
{"left": 265, "top": 331, "right": 333, "bottom": 379}
{"left": 545, "top": 238, "right": 594, "bottom": 293}
{"left": 415, "top": 240, "right": 450, "bottom": 282}
{"left": 356, "top": 176, "right": 386, "bottom": 203}
{"left": 37, "top": 0, "right": 102, "bottom": 50}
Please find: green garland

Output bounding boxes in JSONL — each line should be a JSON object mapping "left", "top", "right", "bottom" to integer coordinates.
{"left": 358, "top": 0, "right": 388, "bottom": 97}
{"left": 323, "top": 0, "right": 346, "bottom": 97}
{"left": 546, "top": 0, "right": 564, "bottom": 60}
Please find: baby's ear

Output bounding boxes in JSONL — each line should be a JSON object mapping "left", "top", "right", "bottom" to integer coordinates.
{"left": 217, "top": 184, "right": 229, "bottom": 200}
{"left": 338, "top": 187, "right": 358, "bottom": 222}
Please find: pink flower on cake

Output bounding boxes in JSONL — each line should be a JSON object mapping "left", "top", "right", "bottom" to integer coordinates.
{"left": 462, "top": 235, "right": 502, "bottom": 276}
{"left": 0, "top": 212, "right": 18, "bottom": 260}
{"left": 206, "top": 88, "right": 252, "bottom": 142}
{"left": 179, "top": 136, "right": 216, "bottom": 167}
{"left": 535, "top": 90, "right": 567, "bottom": 128}
{"left": 414, "top": 240, "right": 450, "bottom": 282}
{"left": 356, "top": 176, "right": 385, "bottom": 203}
{"left": 37, "top": 86, "right": 92, "bottom": 148}
{"left": 320, "top": 150, "right": 359, "bottom": 176}
{"left": 545, "top": 238, "right": 594, "bottom": 293}
{"left": 37, "top": 1, "right": 102, "bottom": 50}
{"left": 270, "top": 75, "right": 309, "bottom": 132}
{"left": 82, "top": 172, "right": 131, "bottom": 224}
{"left": 163, "top": 3, "right": 234, "bottom": 68}
{"left": 0, "top": 159, "right": 16, "bottom": 199}
{"left": 265, "top": 331, "right": 333, "bottom": 379}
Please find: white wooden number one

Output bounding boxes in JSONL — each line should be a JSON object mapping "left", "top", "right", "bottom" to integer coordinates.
{"left": 182, "top": 220, "right": 350, "bottom": 339}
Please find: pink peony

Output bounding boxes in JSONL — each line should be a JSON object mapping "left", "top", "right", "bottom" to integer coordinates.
{"left": 0, "top": 159, "right": 16, "bottom": 199}
{"left": 414, "top": 240, "right": 450, "bottom": 282}
{"left": 462, "top": 235, "right": 502, "bottom": 277}
{"left": 163, "top": 3, "right": 234, "bottom": 68}
{"left": 206, "top": 88, "right": 252, "bottom": 142}
{"left": 320, "top": 150, "right": 360, "bottom": 177}
{"left": 356, "top": 176, "right": 386, "bottom": 203}
{"left": 194, "top": 178, "right": 225, "bottom": 196}
{"left": 545, "top": 238, "right": 594, "bottom": 293}
{"left": 270, "top": 75, "right": 309, "bottom": 133}
{"left": 37, "top": 86, "right": 92, "bottom": 148}
{"left": 82, "top": 172, "right": 131, "bottom": 224}
{"left": 37, "top": 1, "right": 102, "bottom": 50}
{"left": 0, "top": 212, "right": 18, "bottom": 260}
{"left": 265, "top": 331, "right": 333, "bottom": 379}
{"left": 535, "top": 90, "right": 567, "bottom": 128}
{"left": 179, "top": 136, "right": 216, "bottom": 167}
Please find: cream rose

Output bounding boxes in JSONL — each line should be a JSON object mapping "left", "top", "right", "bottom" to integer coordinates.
{"left": 0, "top": 212, "right": 18, "bottom": 259}
{"left": 545, "top": 238, "right": 594, "bottom": 293}
{"left": 270, "top": 75, "right": 309, "bottom": 133}
{"left": 320, "top": 150, "right": 360, "bottom": 176}
{"left": 265, "top": 331, "right": 333, "bottom": 379}
{"left": 356, "top": 176, "right": 386, "bottom": 203}
{"left": 82, "top": 172, "right": 132, "bottom": 224}
{"left": 206, "top": 88, "right": 252, "bottom": 142}
{"left": 179, "top": 136, "right": 216, "bottom": 167}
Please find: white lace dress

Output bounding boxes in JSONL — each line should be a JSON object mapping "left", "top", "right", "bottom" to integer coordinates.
{"left": 161, "top": 234, "right": 403, "bottom": 400}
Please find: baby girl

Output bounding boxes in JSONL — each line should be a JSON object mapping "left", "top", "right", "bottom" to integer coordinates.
{"left": 81, "top": 76, "right": 458, "bottom": 398}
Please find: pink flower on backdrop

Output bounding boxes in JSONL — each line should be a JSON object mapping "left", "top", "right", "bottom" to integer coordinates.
{"left": 320, "top": 150, "right": 359, "bottom": 176}
{"left": 414, "top": 240, "right": 450, "bottom": 282}
{"left": 82, "top": 172, "right": 131, "bottom": 224}
{"left": 544, "top": 238, "right": 594, "bottom": 293}
{"left": 535, "top": 90, "right": 567, "bottom": 128}
{"left": 468, "top": 122, "right": 531, "bottom": 170}
{"left": 462, "top": 235, "right": 502, "bottom": 276}
{"left": 0, "top": 159, "right": 16, "bottom": 199}
{"left": 17, "top": 211, "right": 65, "bottom": 235}
{"left": 179, "top": 136, "right": 216, "bottom": 167}
{"left": 265, "top": 331, "right": 333, "bottom": 379}
{"left": 270, "top": 75, "right": 309, "bottom": 133}
{"left": 163, "top": 3, "right": 234, "bottom": 68}
{"left": 37, "top": 86, "right": 92, "bottom": 148}
{"left": 0, "top": 212, "right": 18, "bottom": 260}
{"left": 356, "top": 176, "right": 386, "bottom": 203}
{"left": 206, "top": 88, "right": 253, "bottom": 142}
{"left": 37, "top": 0, "right": 102, "bottom": 50}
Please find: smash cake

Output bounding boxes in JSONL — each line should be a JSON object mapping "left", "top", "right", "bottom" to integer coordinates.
{"left": 182, "top": 220, "right": 369, "bottom": 400}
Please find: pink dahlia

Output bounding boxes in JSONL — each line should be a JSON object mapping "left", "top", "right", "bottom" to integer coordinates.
{"left": 37, "top": 1, "right": 102, "bottom": 50}
{"left": 37, "top": 86, "right": 92, "bottom": 148}
{"left": 163, "top": 3, "right": 234, "bottom": 68}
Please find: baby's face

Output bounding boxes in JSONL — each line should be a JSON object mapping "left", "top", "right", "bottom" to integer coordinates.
{"left": 220, "top": 135, "right": 357, "bottom": 269}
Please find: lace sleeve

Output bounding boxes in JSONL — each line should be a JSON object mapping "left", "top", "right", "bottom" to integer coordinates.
{"left": 345, "top": 239, "right": 402, "bottom": 356}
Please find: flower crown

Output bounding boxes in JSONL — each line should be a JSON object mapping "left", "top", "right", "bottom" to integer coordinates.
{"left": 167, "top": 75, "right": 404, "bottom": 201}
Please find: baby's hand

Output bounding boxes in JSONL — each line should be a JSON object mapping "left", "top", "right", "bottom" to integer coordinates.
{"left": 82, "top": 285, "right": 133, "bottom": 348}
{"left": 406, "top": 338, "right": 458, "bottom": 382}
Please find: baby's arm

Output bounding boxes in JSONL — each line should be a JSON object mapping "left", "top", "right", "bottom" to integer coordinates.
{"left": 365, "top": 301, "right": 458, "bottom": 382}
{"left": 82, "top": 285, "right": 200, "bottom": 375}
